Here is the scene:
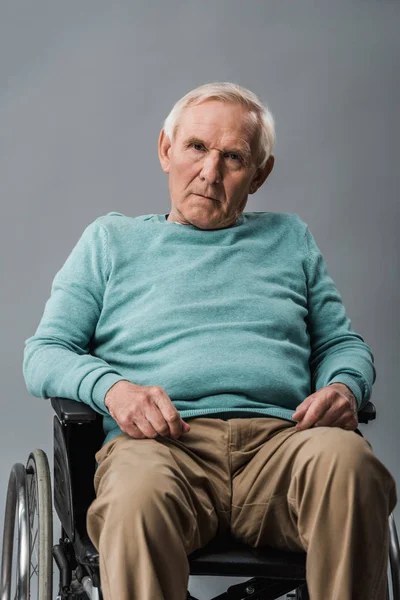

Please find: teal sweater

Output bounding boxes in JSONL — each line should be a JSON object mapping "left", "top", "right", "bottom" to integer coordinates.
{"left": 23, "top": 211, "right": 376, "bottom": 447}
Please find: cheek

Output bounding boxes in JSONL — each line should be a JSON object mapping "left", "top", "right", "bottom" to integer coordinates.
{"left": 173, "top": 160, "right": 197, "bottom": 186}
{"left": 227, "top": 177, "right": 247, "bottom": 197}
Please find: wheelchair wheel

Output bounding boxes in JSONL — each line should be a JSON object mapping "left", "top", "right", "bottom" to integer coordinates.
{"left": 388, "top": 513, "right": 400, "bottom": 600}
{"left": 0, "top": 449, "right": 53, "bottom": 600}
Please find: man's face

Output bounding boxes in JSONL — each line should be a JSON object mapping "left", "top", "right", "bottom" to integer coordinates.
{"left": 158, "top": 100, "right": 274, "bottom": 230}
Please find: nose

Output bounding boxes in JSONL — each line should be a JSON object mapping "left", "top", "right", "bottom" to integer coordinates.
{"left": 199, "top": 151, "right": 223, "bottom": 185}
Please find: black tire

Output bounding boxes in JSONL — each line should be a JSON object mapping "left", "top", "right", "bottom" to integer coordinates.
{"left": 26, "top": 449, "right": 53, "bottom": 600}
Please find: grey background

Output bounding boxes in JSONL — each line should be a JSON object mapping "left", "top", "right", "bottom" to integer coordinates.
{"left": 1, "top": 1, "right": 399, "bottom": 598}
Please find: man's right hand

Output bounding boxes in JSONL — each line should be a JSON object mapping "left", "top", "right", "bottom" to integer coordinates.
{"left": 104, "top": 380, "right": 191, "bottom": 440}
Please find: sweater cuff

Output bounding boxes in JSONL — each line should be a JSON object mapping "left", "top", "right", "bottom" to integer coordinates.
{"left": 92, "top": 373, "right": 129, "bottom": 414}
{"left": 327, "top": 374, "right": 364, "bottom": 410}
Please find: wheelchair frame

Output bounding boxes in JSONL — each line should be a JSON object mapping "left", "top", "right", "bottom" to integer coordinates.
{"left": 1, "top": 398, "right": 399, "bottom": 600}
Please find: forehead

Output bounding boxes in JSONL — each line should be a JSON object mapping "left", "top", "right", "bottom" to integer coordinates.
{"left": 176, "top": 100, "right": 255, "bottom": 147}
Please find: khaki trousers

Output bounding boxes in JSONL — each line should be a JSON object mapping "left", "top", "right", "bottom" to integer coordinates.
{"left": 86, "top": 417, "right": 397, "bottom": 600}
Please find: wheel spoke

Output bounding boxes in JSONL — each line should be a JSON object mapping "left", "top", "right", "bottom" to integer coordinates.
{"left": 30, "top": 524, "right": 38, "bottom": 562}
{"left": 26, "top": 451, "right": 53, "bottom": 600}
{"left": 28, "top": 474, "right": 37, "bottom": 529}
{"left": 30, "top": 560, "right": 39, "bottom": 578}
{"left": 28, "top": 476, "right": 40, "bottom": 581}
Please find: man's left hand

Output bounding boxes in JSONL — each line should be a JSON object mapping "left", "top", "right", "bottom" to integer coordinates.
{"left": 292, "top": 383, "right": 358, "bottom": 431}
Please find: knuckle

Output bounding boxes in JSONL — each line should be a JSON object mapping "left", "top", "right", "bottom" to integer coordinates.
{"left": 165, "top": 412, "right": 180, "bottom": 423}
{"left": 150, "top": 385, "right": 164, "bottom": 395}
{"left": 129, "top": 403, "right": 140, "bottom": 414}
{"left": 142, "top": 395, "right": 154, "bottom": 405}
{"left": 334, "top": 399, "right": 347, "bottom": 412}
{"left": 120, "top": 417, "right": 131, "bottom": 428}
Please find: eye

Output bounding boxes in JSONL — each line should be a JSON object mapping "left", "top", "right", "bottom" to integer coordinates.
{"left": 189, "top": 143, "right": 243, "bottom": 165}
{"left": 226, "top": 152, "right": 241, "bottom": 162}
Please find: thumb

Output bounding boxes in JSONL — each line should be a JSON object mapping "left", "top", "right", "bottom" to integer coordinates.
{"left": 182, "top": 419, "right": 190, "bottom": 430}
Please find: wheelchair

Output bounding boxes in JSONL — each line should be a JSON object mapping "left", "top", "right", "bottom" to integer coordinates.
{"left": 1, "top": 398, "right": 399, "bottom": 600}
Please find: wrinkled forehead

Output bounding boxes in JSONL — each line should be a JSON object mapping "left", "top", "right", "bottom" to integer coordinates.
{"left": 174, "top": 100, "right": 257, "bottom": 149}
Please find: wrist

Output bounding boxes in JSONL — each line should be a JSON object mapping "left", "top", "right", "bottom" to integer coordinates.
{"left": 105, "top": 379, "right": 129, "bottom": 409}
{"left": 328, "top": 382, "right": 357, "bottom": 412}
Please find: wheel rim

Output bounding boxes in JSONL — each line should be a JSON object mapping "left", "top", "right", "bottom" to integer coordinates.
{"left": 26, "top": 465, "right": 39, "bottom": 594}
{"left": 11, "top": 504, "right": 19, "bottom": 600}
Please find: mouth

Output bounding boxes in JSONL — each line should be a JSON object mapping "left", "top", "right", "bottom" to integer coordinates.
{"left": 195, "top": 193, "right": 218, "bottom": 201}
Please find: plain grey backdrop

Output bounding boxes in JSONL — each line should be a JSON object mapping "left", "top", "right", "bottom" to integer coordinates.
{"left": 1, "top": 1, "right": 399, "bottom": 598}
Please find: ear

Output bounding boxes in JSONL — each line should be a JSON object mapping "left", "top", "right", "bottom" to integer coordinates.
{"left": 249, "top": 155, "right": 275, "bottom": 194}
{"left": 158, "top": 129, "right": 172, "bottom": 174}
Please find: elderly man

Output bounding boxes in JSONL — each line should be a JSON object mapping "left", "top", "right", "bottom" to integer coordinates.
{"left": 23, "top": 82, "right": 396, "bottom": 600}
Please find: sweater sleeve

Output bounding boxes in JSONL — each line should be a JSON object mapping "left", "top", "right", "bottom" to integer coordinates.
{"left": 22, "top": 219, "right": 127, "bottom": 416}
{"left": 304, "top": 226, "right": 376, "bottom": 410}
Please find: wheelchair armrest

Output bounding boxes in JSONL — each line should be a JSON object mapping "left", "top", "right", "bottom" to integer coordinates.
{"left": 357, "top": 401, "right": 376, "bottom": 424}
{"left": 51, "top": 397, "right": 98, "bottom": 424}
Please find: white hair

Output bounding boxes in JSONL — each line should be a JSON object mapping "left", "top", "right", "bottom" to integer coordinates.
{"left": 163, "top": 82, "right": 276, "bottom": 170}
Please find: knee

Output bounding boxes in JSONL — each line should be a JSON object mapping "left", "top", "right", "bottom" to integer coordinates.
{"left": 91, "top": 463, "right": 190, "bottom": 524}
{"left": 309, "top": 429, "right": 396, "bottom": 505}
{"left": 106, "top": 463, "right": 167, "bottom": 501}
{"left": 87, "top": 464, "right": 199, "bottom": 555}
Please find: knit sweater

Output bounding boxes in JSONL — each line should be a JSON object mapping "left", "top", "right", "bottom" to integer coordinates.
{"left": 23, "top": 211, "right": 376, "bottom": 447}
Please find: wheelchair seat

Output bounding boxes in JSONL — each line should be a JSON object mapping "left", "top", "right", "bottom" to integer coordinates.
{"left": 75, "top": 525, "right": 307, "bottom": 577}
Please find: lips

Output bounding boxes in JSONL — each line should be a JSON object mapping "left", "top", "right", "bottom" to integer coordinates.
{"left": 196, "top": 193, "right": 217, "bottom": 201}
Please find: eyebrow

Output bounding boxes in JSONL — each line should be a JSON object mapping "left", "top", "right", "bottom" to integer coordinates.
{"left": 184, "top": 136, "right": 252, "bottom": 163}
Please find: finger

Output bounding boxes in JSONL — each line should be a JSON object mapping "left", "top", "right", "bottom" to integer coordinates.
{"left": 133, "top": 388, "right": 172, "bottom": 438}
{"left": 133, "top": 414, "right": 160, "bottom": 438}
{"left": 124, "top": 421, "right": 147, "bottom": 439}
{"left": 115, "top": 407, "right": 149, "bottom": 439}
{"left": 314, "top": 405, "right": 359, "bottom": 430}
{"left": 292, "top": 398, "right": 313, "bottom": 421}
{"left": 155, "top": 389, "right": 188, "bottom": 438}
{"left": 295, "top": 401, "right": 330, "bottom": 431}
{"left": 330, "top": 414, "right": 359, "bottom": 430}
{"left": 312, "top": 404, "right": 346, "bottom": 427}
{"left": 180, "top": 419, "right": 191, "bottom": 433}
{"left": 145, "top": 404, "right": 178, "bottom": 438}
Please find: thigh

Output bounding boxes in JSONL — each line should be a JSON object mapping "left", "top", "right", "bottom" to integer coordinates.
{"left": 91, "top": 418, "right": 231, "bottom": 549}
{"left": 230, "top": 421, "right": 382, "bottom": 551}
